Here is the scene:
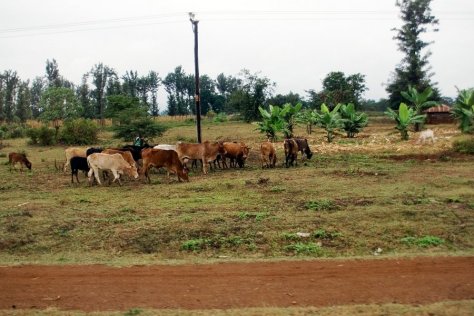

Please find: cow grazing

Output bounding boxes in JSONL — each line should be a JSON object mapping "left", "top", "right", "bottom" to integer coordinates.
{"left": 293, "top": 138, "right": 313, "bottom": 160}
{"left": 140, "top": 148, "right": 189, "bottom": 183}
{"left": 417, "top": 129, "right": 436, "bottom": 144}
{"left": 70, "top": 156, "right": 89, "bottom": 183}
{"left": 8, "top": 152, "right": 32, "bottom": 171}
{"left": 87, "top": 153, "right": 139, "bottom": 186}
{"left": 260, "top": 141, "right": 276, "bottom": 168}
{"left": 175, "top": 141, "right": 226, "bottom": 174}
{"left": 86, "top": 147, "right": 103, "bottom": 156}
{"left": 284, "top": 138, "right": 298, "bottom": 167}
{"left": 102, "top": 149, "right": 137, "bottom": 168}
{"left": 120, "top": 144, "right": 152, "bottom": 162}
{"left": 63, "top": 147, "right": 87, "bottom": 172}
{"left": 222, "top": 142, "right": 250, "bottom": 168}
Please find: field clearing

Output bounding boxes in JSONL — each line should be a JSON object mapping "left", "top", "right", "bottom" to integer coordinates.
{"left": 0, "top": 120, "right": 472, "bottom": 265}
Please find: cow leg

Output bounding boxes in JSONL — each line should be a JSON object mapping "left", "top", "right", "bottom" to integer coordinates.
{"left": 92, "top": 167, "right": 102, "bottom": 185}
{"left": 71, "top": 170, "right": 75, "bottom": 183}
{"left": 111, "top": 170, "right": 122, "bottom": 186}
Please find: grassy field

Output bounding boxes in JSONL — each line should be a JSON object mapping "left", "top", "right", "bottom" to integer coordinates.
{"left": 0, "top": 119, "right": 473, "bottom": 266}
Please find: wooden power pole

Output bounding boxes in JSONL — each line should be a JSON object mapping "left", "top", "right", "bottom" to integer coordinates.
{"left": 189, "top": 12, "right": 202, "bottom": 143}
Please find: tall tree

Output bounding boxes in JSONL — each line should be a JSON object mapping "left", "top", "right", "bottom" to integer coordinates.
{"left": 89, "top": 63, "right": 117, "bottom": 125}
{"left": 15, "top": 80, "right": 31, "bottom": 122}
{"left": 386, "top": 0, "right": 440, "bottom": 109}
{"left": 45, "top": 59, "right": 62, "bottom": 88}
{"left": 163, "top": 66, "right": 190, "bottom": 116}
{"left": 2, "top": 70, "right": 20, "bottom": 122}
{"left": 77, "top": 75, "right": 94, "bottom": 119}
{"left": 30, "top": 76, "right": 46, "bottom": 118}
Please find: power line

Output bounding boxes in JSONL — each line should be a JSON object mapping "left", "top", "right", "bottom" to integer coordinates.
{"left": 0, "top": 10, "right": 472, "bottom": 39}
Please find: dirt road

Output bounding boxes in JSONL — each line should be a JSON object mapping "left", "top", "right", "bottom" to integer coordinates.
{"left": 1, "top": 256, "right": 473, "bottom": 312}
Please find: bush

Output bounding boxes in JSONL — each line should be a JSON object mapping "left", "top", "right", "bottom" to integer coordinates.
{"left": 37, "top": 126, "right": 56, "bottom": 146}
{"left": 0, "top": 124, "right": 27, "bottom": 139}
{"left": 452, "top": 137, "right": 474, "bottom": 154}
{"left": 59, "top": 119, "right": 99, "bottom": 145}
{"left": 112, "top": 117, "right": 167, "bottom": 142}
{"left": 26, "top": 128, "right": 40, "bottom": 145}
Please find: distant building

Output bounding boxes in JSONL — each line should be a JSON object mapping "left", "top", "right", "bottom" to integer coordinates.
{"left": 424, "top": 104, "right": 454, "bottom": 124}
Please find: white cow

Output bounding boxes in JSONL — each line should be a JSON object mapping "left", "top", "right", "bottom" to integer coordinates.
{"left": 87, "top": 153, "right": 139, "bottom": 186}
{"left": 153, "top": 144, "right": 177, "bottom": 151}
{"left": 417, "top": 129, "right": 436, "bottom": 144}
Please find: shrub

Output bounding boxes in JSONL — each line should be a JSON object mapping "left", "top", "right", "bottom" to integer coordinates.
{"left": 27, "top": 126, "right": 56, "bottom": 146}
{"left": 452, "top": 137, "right": 474, "bottom": 154}
{"left": 213, "top": 112, "right": 228, "bottom": 123}
{"left": 59, "top": 119, "right": 98, "bottom": 145}
{"left": 0, "top": 124, "right": 27, "bottom": 139}
{"left": 284, "top": 242, "right": 323, "bottom": 255}
{"left": 112, "top": 117, "right": 167, "bottom": 142}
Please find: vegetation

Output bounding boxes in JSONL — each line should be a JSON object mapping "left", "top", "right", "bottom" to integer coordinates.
{"left": 452, "top": 88, "right": 474, "bottom": 133}
{"left": 0, "top": 120, "right": 472, "bottom": 267}
{"left": 314, "top": 103, "right": 343, "bottom": 143}
{"left": 59, "top": 119, "right": 99, "bottom": 145}
{"left": 386, "top": 0, "right": 441, "bottom": 109}
{"left": 339, "top": 103, "right": 369, "bottom": 138}
{"left": 385, "top": 103, "right": 426, "bottom": 140}
{"left": 401, "top": 86, "right": 438, "bottom": 131}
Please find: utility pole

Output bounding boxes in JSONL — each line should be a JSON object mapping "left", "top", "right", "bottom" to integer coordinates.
{"left": 189, "top": 12, "right": 201, "bottom": 143}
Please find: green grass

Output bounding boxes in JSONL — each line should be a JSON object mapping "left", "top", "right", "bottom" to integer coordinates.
{"left": 0, "top": 122, "right": 473, "bottom": 265}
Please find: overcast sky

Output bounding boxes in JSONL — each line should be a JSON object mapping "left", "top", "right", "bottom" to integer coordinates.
{"left": 1, "top": 0, "right": 473, "bottom": 110}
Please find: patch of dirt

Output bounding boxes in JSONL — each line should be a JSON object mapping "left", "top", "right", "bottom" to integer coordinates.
{"left": 1, "top": 256, "right": 473, "bottom": 312}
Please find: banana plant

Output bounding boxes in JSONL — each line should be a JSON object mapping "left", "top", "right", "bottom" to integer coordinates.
{"left": 385, "top": 102, "right": 426, "bottom": 140}
{"left": 257, "top": 105, "right": 286, "bottom": 141}
{"left": 401, "top": 86, "right": 438, "bottom": 131}
{"left": 339, "top": 103, "right": 369, "bottom": 138}
{"left": 452, "top": 88, "right": 474, "bottom": 133}
{"left": 314, "top": 103, "right": 343, "bottom": 143}
{"left": 280, "top": 102, "right": 302, "bottom": 138}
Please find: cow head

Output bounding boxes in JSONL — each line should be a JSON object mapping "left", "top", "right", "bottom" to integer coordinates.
{"left": 25, "top": 159, "right": 32, "bottom": 170}
{"left": 179, "top": 165, "right": 190, "bottom": 182}
{"left": 125, "top": 166, "right": 139, "bottom": 179}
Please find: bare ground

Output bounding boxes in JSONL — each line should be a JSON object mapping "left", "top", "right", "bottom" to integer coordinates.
{"left": 1, "top": 256, "right": 473, "bottom": 312}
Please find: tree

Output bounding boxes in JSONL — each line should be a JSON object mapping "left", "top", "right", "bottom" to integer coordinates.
{"left": 77, "top": 75, "right": 94, "bottom": 119}
{"left": 452, "top": 88, "right": 474, "bottom": 134}
{"left": 106, "top": 94, "right": 145, "bottom": 123}
{"left": 39, "top": 86, "right": 82, "bottom": 138}
{"left": 2, "top": 70, "right": 20, "bottom": 122}
{"left": 339, "top": 103, "right": 369, "bottom": 138}
{"left": 280, "top": 103, "right": 302, "bottom": 138}
{"left": 267, "top": 92, "right": 303, "bottom": 108}
{"left": 386, "top": 0, "right": 440, "bottom": 109}
{"left": 163, "top": 66, "right": 191, "bottom": 116}
{"left": 319, "top": 72, "right": 367, "bottom": 110}
{"left": 229, "top": 69, "right": 274, "bottom": 122}
{"left": 385, "top": 102, "right": 426, "bottom": 140}
{"left": 15, "top": 80, "right": 31, "bottom": 122}
{"left": 89, "top": 63, "right": 117, "bottom": 125}
{"left": 30, "top": 76, "right": 46, "bottom": 118}
{"left": 45, "top": 59, "right": 61, "bottom": 88}
{"left": 401, "top": 85, "right": 438, "bottom": 131}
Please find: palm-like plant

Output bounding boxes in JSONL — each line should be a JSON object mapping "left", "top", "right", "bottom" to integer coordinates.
{"left": 296, "top": 109, "right": 319, "bottom": 134}
{"left": 314, "top": 103, "right": 343, "bottom": 143}
{"left": 452, "top": 88, "right": 474, "bottom": 133}
{"left": 401, "top": 86, "right": 438, "bottom": 131}
{"left": 257, "top": 105, "right": 286, "bottom": 141}
{"left": 385, "top": 102, "right": 426, "bottom": 140}
{"left": 280, "top": 102, "right": 303, "bottom": 138}
{"left": 339, "top": 103, "right": 369, "bottom": 138}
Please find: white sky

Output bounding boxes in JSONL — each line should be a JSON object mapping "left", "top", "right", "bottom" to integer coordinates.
{"left": 1, "top": 0, "right": 473, "bottom": 110}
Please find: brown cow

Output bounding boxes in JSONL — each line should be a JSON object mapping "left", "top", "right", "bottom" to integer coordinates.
{"left": 175, "top": 141, "right": 226, "bottom": 174}
{"left": 140, "top": 148, "right": 189, "bottom": 183}
{"left": 260, "top": 141, "right": 276, "bottom": 168}
{"left": 102, "top": 149, "right": 137, "bottom": 168}
{"left": 293, "top": 138, "right": 313, "bottom": 160}
{"left": 8, "top": 152, "right": 32, "bottom": 171}
{"left": 63, "top": 147, "right": 87, "bottom": 172}
{"left": 87, "top": 153, "right": 139, "bottom": 186}
{"left": 222, "top": 142, "right": 250, "bottom": 168}
{"left": 284, "top": 138, "right": 298, "bottom": 167}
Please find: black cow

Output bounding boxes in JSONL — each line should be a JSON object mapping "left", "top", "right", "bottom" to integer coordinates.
{"left": 293, "top": 138, "right": 313, "bottom": 160}
{"left": 86, "top": 147, "right": 103, "bottom": 156}
{"left": 70, "top": 156, "right": 89, "bottom": 183}
{"left": 284, "top": 139, "right": 298, "bottom": 167}
{"left": 120, "top": 144, "right": 152, "bottom": 162}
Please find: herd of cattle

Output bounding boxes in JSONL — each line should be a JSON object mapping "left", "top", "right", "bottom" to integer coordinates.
{"left": 6, "top": 138, "right": 313, "bottom": 185}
